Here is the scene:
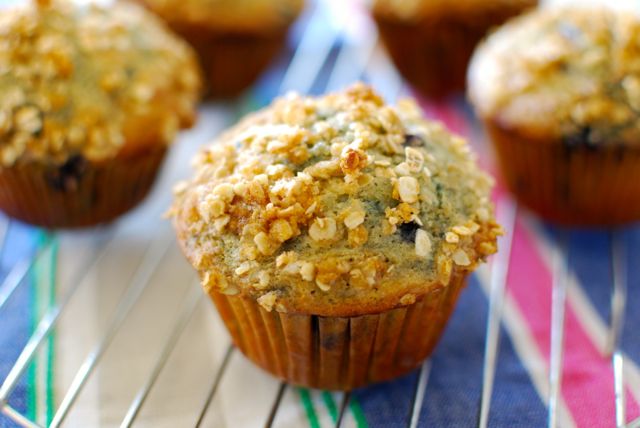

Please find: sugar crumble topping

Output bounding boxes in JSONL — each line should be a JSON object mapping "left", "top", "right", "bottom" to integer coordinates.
{"left": 172, "top": 84, "right": 500, "bottom": 313}
{"left": 0, "top": 0, "right": 201, "bottom": 167}
{"left": 469, "top": 7, "right": 640, "bottom": 145}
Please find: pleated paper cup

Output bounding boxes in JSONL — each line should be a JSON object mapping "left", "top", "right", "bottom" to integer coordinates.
{"left": 157, "top": 22, "right": 290, "bottom": 99}
{"left": 209, "top": 272, "right": 468, "bottom": 391}
{"left": 373, "top": 2, "right": 537, "bottom": 99}
{"left": 486, "top": 120, "right": 640, "bottom": 225}
{"left": 0, "top": 145, "right": 167, "bottom": 229}
{"left": 374, "top": 15, "right": 480, "bottom": 99}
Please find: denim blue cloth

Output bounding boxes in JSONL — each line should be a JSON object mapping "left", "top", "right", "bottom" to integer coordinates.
{"left": 0, "top": 223, "right": 37, "bottom": 428}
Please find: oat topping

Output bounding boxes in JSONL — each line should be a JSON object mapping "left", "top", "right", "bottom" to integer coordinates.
{"left": 399, "top": 293, "right": 416, "bottom": 305}
{"left": 257, "top": 291, "right": 277, "bottom": 311}
{"left": 414, "top": 229, "right": 432, "bottom": 259}
{"left": 172, "top": 84, "right": 500, "bottom": 314}
{"left": 0, "top": 0, "right": 201, "bottom": 167}
{"left": 445, "top": 232, "right": 460, "bottom": 244}
{"left": 469, "top": 7, "right": 640, "bottom": 145}
{"left": 452, "top": 249, "right": 471, "bottom": 266}
{"left": 308, "top": 217, "right": 338, "bottom": 242}
{"left": 343, "top": 205, "right": 366, "bottom": 230}
{"left": 396, "top": 176, "right": 420, "bottom": 203}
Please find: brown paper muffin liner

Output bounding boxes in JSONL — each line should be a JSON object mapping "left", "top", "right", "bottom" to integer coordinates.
{"left": 486, "top": 121, "right": 640, "bottom": 225}
{"left": 374, "top": 4, "right": 537, "bottom": 99}
{"left": 0, "top": 146, "right": 167, "bottom": 229}
{"left": 209, "top": 273, "right": 467, "bottom": 390}
{"left": 166, "top": 23, "right": 289, "bottom": 99}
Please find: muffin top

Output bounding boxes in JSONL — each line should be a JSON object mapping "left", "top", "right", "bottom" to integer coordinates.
{"left": 0, "top": 0, "right": 201, "bottom": 167}
{"left": 138, "top": 0, "right": 304, "bottom": 33}
{"left": 171, "top": 84, "right": 500, "bottom": 317}
{"left": 372, "top": 0, "right": 537, "bottom": 21}
{"left": 469, "top": 7, "right": 640, "bottom": 145}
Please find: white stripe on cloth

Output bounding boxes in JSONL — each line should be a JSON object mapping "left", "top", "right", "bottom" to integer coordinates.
{"left": 476, "top": 265, "right": 577, "bottom": 428}
{"left": 34, "top": 241, "right": 54, "bottom": 426}
{"left": 523, "top": 219, "right": 640, "bottom": 407}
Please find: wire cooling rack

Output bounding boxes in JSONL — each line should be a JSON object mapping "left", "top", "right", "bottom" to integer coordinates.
{"left": 0, "top": 0, "right": 637, "bottom": 427}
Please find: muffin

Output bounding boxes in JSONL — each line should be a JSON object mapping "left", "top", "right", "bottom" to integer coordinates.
{"left": 372, "top": 0, "right": 538, "bottom": 99}
{"left": 469, "top": 7, "right": 640, "bottom": 225}
{"left": 0, "top": 0, "right": 201, "bottom": 228}
{"left": 170, "top": 84, "right": 500, "bottom": 390}
{"left": 135, "top": 0, "right": 303, "bottom": 98}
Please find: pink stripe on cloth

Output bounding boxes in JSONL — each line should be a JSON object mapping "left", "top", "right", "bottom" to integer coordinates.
{"left": 507, "top": 213, "right": 640, "bottom": 426}
{"left": 416, "top": 97, "right": 497, "bottom": 176}
{"left": 418, "top": 98, "right": 470, "bottom": 137}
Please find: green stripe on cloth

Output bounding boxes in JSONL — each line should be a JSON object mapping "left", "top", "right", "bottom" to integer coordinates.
{"left": 322, "top": 391, "right": 338, "bottom": 422}
{"left": 29, "top": 232, "right": 57, "bottom": 426}
{"left": 322, "top": 391, "right": 369, "bottom": 428}
{"left": 27, "top": 238, "right": 40, "bottom": 423}
{"left": 298, "top": 388, "right": 369, "bottom": 428}
{"left": 349, "top": 396, "right": 368, "bottom": 428}
{"left": 46, "top": 238, "right": 58, "bottom": 425}
{"left": 298, "top": 388, "right": 321, "bottom": 428}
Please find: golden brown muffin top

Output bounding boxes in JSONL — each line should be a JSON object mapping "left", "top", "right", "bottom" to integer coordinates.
{"left": 171, "top": 84, "right": 500, "bottom": 316}
{"left": 372, "top": 0, "right": 537, "bottom": 21}
{"left": 138, "top": 0, "right": 303, "bottom": 33}
{"left": 469, "top": 7, "right": 640, "bottom": 145}
{"left": 0, "top": 0, "right": 201, "bottom": 167}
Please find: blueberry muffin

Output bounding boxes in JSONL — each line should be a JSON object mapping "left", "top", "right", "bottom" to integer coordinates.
{"left": 0, "top": 0, "right": 201, "bottom": 228}
{"left": 171, "top": 84, "right": 500, "bottom": 390}
{"left": 135, "top": 0, "right": 303, "bottom": 98}
{"left": 469, "top": 7, "right": 640, "bottom": 225}
{"left": 372, "top": 0, "right": 537, "bottom": 99}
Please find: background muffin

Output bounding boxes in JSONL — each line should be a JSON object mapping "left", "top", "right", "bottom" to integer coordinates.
{"left": 372, "top": 0, "right": 537, "bottom": 99}
{"left": 135, "top": 0, "right": 303, "bottom": 98}
{"left": 469, "top": 7, "right": 640, "bottom": 225}
{"left": 0, "top": 0, "right": 201, "bottom": 228}
{"left": 171, "top": 84, "right": 500, "bottom": 390}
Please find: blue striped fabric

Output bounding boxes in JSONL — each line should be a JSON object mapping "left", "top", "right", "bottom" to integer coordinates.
{"left": 623, "top": 230, "right": 640, "bottom": 363}
{"left": 569, "top": 227, "right": 640, "bottom": 367}
{"left": 0, "top": 224, "right": 37, "bottom": 428}
{"left": 355, "top": 279, "right": 547, "bottom": 427}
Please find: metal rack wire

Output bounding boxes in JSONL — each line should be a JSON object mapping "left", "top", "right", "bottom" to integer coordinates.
{"left": 0, "top": 0, "right": 637, "bottom": 427}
